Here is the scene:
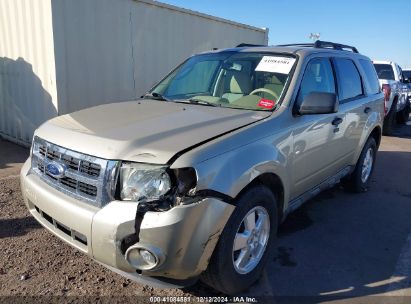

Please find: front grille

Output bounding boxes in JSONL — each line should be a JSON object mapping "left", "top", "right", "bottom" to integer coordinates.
{"left": 39, "top": 145, "right": 101, "bottom": 177}
{"left": 80, "top": 161, "right": 101, "bottom": 177}
{"left": 78, "top": 181, "right": 97, "bottom": 196}
{"left": 34, "top": 204, "right": 88, "bottom": 247}
{"left": 31, "top": 137, "right": 119, "bottom": 207}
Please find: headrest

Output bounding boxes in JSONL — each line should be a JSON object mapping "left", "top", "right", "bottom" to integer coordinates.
{"left": 269, "top": 75, "right": 283, "bottom": 85}
{"left": 228, "top": 71, "right": 252, "bottom": 94}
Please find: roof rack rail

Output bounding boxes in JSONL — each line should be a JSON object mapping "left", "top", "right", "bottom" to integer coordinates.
{"left": 236, "top": 43, "right": 264, "bottom": 48}
{"left": 278, "top": 40, "right": 359, "bottom": 53}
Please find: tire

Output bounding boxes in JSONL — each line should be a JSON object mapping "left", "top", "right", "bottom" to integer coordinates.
{"left": 343, "top": 137, "right": 377, "bottom": 193}
{"left": 201, "top": 185, "right": 278, "bottom": 294}
{"left": 383, "top": 99, "right": 397, "bottom": 136}
{"left": 396, "top": 103, "right": 410, "bottom": 124}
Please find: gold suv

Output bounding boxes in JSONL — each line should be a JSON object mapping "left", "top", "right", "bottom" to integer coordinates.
{"left": 21, "top": 41, "right": 384, "bottom": 294}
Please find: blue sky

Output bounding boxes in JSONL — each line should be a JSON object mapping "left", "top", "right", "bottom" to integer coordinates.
{"left": 161, "top": 0, "right": 411, "bottom": 69}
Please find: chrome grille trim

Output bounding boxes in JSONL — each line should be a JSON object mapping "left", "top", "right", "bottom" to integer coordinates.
{"left": 30, "top": 136, "right": 120, "bottom": 208}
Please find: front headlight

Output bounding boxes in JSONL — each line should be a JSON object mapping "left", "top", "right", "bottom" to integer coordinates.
{"left": 120, "top": 163, "right": 171, "bottom": 202}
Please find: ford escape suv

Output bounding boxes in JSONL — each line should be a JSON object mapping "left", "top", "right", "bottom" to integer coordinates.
{"left": 20, "top": 41, "right": 384, "bottom": 294}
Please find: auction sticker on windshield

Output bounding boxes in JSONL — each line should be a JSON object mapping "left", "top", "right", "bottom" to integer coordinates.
{"left": 258, "top": 98, "right": 275, "bottom": 109}
{"left": 255, "top": 56, "right": 296, "bottom": 74}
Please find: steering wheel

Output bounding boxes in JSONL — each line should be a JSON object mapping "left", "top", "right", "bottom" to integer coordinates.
{"left": 249, "top": 88, "right": 279, "bottom": 100}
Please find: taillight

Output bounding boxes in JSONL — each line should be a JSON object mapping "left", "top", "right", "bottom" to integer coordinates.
{"left": 382, "top": 84, "right": 391, "bottom": 115}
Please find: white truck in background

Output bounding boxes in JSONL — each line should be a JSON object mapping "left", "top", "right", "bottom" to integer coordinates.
{"left": 373, "top": 61, "right": 410, "bottom": 134}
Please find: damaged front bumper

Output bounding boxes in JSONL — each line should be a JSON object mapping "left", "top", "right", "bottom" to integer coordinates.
{"left": 20, "top": 158, "right": 235, "bottom": 285}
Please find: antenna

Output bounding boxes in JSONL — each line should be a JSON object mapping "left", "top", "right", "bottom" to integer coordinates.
{"left": 309, "top": 33, "right": 321, "bottom": 41}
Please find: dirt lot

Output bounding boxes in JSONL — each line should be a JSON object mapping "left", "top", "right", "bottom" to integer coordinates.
{"left": 1, "top": 120, "right": 411, "bottom": 303}
{"left": 0, "top": 140, "right": 209, "bottom": 302}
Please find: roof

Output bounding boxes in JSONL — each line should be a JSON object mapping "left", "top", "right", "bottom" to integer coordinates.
{"left": 197, "top": 41, "right": 365, "bottom": 58}
{"left": 203, "top": 45, "right": 368, "bottom": 60}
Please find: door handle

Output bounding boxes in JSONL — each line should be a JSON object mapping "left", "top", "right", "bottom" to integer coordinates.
{"left": 364, "top": 107, "right": 371, "bottom": 114}
{"left": 332, "top": 117, "right": 343, "bottom": 126}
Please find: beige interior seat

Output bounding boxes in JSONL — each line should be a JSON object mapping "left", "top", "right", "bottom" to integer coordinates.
{"left": 262, "top": 75, "right": 284, "bottom": 100}
{"left": 221, "top": 70, "right": 252, "bottom": 103}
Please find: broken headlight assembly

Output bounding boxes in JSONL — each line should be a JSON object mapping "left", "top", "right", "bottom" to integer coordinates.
{"left": 118, "top": 163, "right": 198, "bottom": 256}
{"left": 120, "top": 163, "right": 172, "bottom": 202}
{"left": 119, "top": 163, "right": 197, "bottom": 206}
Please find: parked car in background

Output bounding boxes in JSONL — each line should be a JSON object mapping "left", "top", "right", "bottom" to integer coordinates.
{"left": 403, "top": 69, "right": 411, "bottom": 103}
{"left": 21, "top": 41, "right": 383, "bottom": 294}
{"left": 373, "top": 61, "right": 410, "bottom": 134}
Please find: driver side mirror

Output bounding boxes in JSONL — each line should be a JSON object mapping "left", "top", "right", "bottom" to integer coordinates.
{"left": 297, "top": 92, "right": 338, "bottom": 115}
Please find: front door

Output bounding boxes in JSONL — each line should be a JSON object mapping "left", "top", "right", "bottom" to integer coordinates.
{"left": 291, "top": 57, "right": 346, "bottom": 199}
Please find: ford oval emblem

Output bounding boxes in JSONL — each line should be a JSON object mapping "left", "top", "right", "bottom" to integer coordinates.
{"left": 46, "top": 162, "right": 66, "bottom": 179}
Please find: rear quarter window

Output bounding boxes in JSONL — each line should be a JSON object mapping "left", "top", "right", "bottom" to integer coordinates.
{"left": 373, "top": 63, "right": 395, "bottom": 80}
{"left": 359, "top": 59, "right": 380, "bottom": 95}
{"left": 333, "top": 58, "right": 363, "bottom": 102}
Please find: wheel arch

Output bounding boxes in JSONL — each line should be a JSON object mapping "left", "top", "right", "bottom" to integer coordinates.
{"left": 353, "top": 124, "right": 382, "bottom": 167}
{"left": 369, "top": 125, "right": 382, "bottom": 148}
{"left": 392, "top": 94, "right": 399, "bottom": 110}
{"left": 234, "top": 172, "right": 285, "bottom": 222}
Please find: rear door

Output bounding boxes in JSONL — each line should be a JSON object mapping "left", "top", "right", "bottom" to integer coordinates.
{"left": 333, "top": 57, "right": 379, "bottom": 166}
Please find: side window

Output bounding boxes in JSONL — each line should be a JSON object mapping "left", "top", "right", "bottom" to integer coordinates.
{"left": 395, "top": 64, "right": 401, "bottom": 81}
{"left": 398, "top": 66, "right": 404, "bottom": 82}
{"left": 334, "top": 58, "right": 363, "bottom": 101}
{"left": 358, "top": 59, "right": 380, "bottom": 95}
{"left": 297, "top": 58, "right": 335, "bottom": 104}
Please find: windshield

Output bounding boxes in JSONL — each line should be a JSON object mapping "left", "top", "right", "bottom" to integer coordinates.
{"left": 149, "top": 52, "right": 296, "bottom": 111}
{"left": 373, "top": 64, "right": 395, "bottom": 80}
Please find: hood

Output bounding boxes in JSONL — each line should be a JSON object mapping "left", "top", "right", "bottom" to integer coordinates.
{"left": 35, "top": 100, "right": 270, "bottom": 164}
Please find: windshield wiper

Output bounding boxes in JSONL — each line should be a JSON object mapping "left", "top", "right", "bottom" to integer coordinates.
{"left": 142, "top": 92, "right": 170, "bottom": 101}
{"left": 187, "top": 98, "right": 220, "bottom": 107}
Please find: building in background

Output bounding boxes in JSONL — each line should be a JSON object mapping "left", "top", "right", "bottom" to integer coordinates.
{"left": 0, "top": 0, "right": 268, "bottom": 146}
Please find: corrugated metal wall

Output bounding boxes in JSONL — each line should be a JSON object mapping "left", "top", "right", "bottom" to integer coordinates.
{"left": 52, "top": 0, "right": 268, "bottom": 114}
{"left": 0, "top": 0, "right": 58, "bottom": 145}
{"left": 0, "top": 0, "right": 268, "bottom": 144}
{"left": 51, "top": 0, "right": 137, "bottom": 115}
{"left": 132, "top": 0, "right": 268, "bottom": 100}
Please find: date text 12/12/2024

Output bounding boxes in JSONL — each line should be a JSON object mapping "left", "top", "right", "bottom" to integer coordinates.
{"left": 149, "top": 296, "right": 258, "bottom": 303}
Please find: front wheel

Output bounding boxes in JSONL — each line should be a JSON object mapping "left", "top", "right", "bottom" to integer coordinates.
{"left": 201, "top": 185, "right": 278, "bottom": 294}
{"left": 343, "top": 137, "right": 377, "bottom": 192}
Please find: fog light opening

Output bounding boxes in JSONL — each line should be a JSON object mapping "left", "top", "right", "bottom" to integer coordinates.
{"left": 125, "top": 245, "right": 162, "bottom": 271}
{"left": 140, "top": 249, "right": 156, "bottom": 266}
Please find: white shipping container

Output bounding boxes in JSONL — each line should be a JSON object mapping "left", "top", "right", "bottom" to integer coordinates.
{"left": 0, "top": 0, "right": 58, "bottom": 146}
{"left": 0, "top": 0, "right": 268, "bottom": 145}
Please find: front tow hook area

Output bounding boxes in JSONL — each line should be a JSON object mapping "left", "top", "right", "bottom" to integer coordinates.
{"left": 131, "top": 198, "right": 234, "bottom": 279}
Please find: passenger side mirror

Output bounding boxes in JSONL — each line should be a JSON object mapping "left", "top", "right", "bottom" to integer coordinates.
{"left": 404, "top": 77, "right": 411, "bottom": 84}
{"left": 298, "top": 92, "right": 338, "bottom": 115}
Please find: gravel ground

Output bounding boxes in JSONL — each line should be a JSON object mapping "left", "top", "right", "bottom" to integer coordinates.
{"left": 0, "top": 177, "right": 231, "bottom": 304}
{"left": 1, "top": 119, "right": 411, "bottom": 304}
{"left": 0, "top": 140, "right": 218, "bottom": 302}
{"left": 0, "top": 177, "right": 193, "bottom": 298}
